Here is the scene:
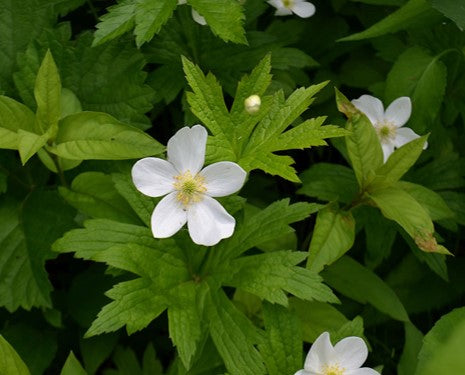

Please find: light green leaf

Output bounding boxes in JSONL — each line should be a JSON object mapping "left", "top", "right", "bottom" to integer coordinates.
{"left": 396, "top": 181, "right": 454, "bottom": 221}
{"left": 34, "top": 50, "right": 61, "bottom": 135}
{"left": 323, "top": 256, "right": 410, "bottom": 322}
{"left": 307, "top": 204, "right": 355, "bottom": 274}
{"left": 298, "top": 163, "right": 358, "bottom": 204}
{"left": 60, "top": 352, "right": 87, "bottom": 375}
{"left": 168, "top": 282, "right": 204, "bottom": 369}
{"left": 374, "top": 135, "right": 429, "bottom": 184}
{"left": 187, "top": 0, "right": 247, "bottom": 44}
{"left": 207, "top": 289, "right": 266, "bottom": 375}
{"left": 416, "top": 307, "right": 465, "bottom": 374}
{"left": 289, "top": 299, "right": 349, "bottom": 343}
{"left": 0, "top": 335, "right": 30, "bottom": 375}
{"left": 335, "top": 88, "right": 383, "bottom": 188}
{"left": 134, "top": 0, "right": 178, "bottom": 47}
{"left": 93, "top": 0, "right": 136, "bottom": 47}
{"left": 0, "top": 96, "right": 35, "bottom": 149}
{"left": 227, "top": 251, "right": 337, "bottom": 306}
{"left": 427, "top": 0, "right": 465, "bottom": 30}
{"left": 368, "top": 186, "right": 450, "bottom": 254}
{"left": 17, "top": 130, "right": 49, "bottom": 165}
{"left": 52, "top": 111, "right": 163, "bottom": 160}
{"left": 213, "top": 200, "right": 320, "bottom": 265}
{"left": 385, "top": 47, "right": 447, "bottom": 133}
{"left": 339, "top": 0, "right": 438, "bottom": 41}
{"left": 259, "top": 303, "right": 301, "bottom": 375}
{"left": 59, "top": 172, "right": 141, "bottom": 224}
{"left": 60, "top": 88, "right": 82, "bottom": 119}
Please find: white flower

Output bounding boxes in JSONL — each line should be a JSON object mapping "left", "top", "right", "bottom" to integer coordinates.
{"left": 178, "top": 0, "right": 207, "bottom": 25}
{"left": 268, "top": 0, "right": 316, "bottom": 18}
{"left": 351, "top": 95, "right": 427, "bottom": 162}
{"left": 132, "top": 125, "right": 246, "bottom": 246}
{"left": 294, "top": 332, "right": 380, "bottom": 375}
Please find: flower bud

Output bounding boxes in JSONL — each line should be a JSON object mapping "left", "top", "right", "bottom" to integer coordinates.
{"left": 244, "top": 94, "right": 261, "bottom": 114}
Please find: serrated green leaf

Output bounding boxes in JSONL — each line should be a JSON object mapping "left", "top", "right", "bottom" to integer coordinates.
{"left": 259, "top": 303, "right": 301, "bottom": 375}
{"left": 323, "top": 256, "right": 410, "bottom": 322}
{"left": 339, "top": 0, "right": 438, "bottom": 41}
{"left": 60, "top": 352, "right": 87, "bottom": 375}
{"left": 0, "top": 96, "right": 36, "bottom": 149}
{"left": 331, "top": 316, "right": 365, "bottom": 344}
{"left": 168, "top": 282, "right": 204, "bottom": 369}
{"left": 368, "top": 186, "right": 450, "bottom": 254}
{"left": 207, "top": 289, "right": 266, "bottom": 375}
{"left": 34, "top": 50, "right": 61, "bottom": 135}
{"left": 385, "top": 47, "right": 447, "bottom": 133}
{"left": 59, "top": 172, "right": 141, "bottom": 224}
{"left": 0, "top": 335, "right": 30, "bottom": 375}
{"left": 374, "top": 135, "right": 428, "bottom": 184}
{"left": 51, "top": 112, "right": 163, "bottom": 160}
{"left": 416, "top": 307, "right": 465, "bottom": 374}
{"left": 307, "top": 204, "right": 355, "bottom": 273}
{"left": 134, "top": 0, "right": 178, "bottom": 47}
{"left": 213, "top": 200, "right": 320, "bottom": 265}
{"left": 93, "top": 0, "right": 136, "bottom": 47}
{"left": 0, "top": 0, "right": 55, "bottom": 93}
{"left": 226, "top": 251, "right": 337, "bottom": 306}
{"left": 0, "top": 192, "right": 75, "bottom": 312}
{"left": 187, "top": 0, "right": 246, "bottom": 44}
{"left": 298, "top": 163, "right": 358, "bottom": 204}
{"left": 112, "top": 172, "right": 155, "bottom": 227}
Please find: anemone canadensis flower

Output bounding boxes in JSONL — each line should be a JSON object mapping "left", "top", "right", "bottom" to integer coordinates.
{"left": 294, "top": 332, "right": 380, "bottom": 375}
{"left": 268, "top": 0, "right": 316, "bottom": 18}
{"left": 351, "top": 95, "right": 427, "bottom": 162}
{"left": 132, "top": 125, "right": 246, "bottom": 246}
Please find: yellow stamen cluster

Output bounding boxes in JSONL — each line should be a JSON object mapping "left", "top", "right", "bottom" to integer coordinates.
{"left": 282, "top": 0, "right": 294, "bottom": 8}
{"left": 375, "top": 121, "right": 397, "bottom": 142}
{"left": 322, "top": 364, "right": 345, "bottom": 375}
{"left": 173, "top": 171, "right": 207, "bottom": 206}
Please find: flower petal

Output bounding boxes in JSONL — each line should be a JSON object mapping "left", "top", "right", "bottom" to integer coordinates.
{"left": 292, "top": 2, "right": 315, "bottom": 18}
{"left": 385, "top": 97, "right": 412, "bottom": 127}
{"left": 381, "top": 142, "right": 395, "bottom": 162}
{"left": 167, "top": 125, "right": 207, "bottom": 174}
{"left": 187, "top": 196, "right": 235, "bottom": 246}
{"left": 393, "top": 127, "right": 421, "bottom": 148}
{"left": 351, "top": 95, "right": 384, "bottom": 125}
{"left": 333, "top": 337, "right": 368, "bottom": 369}
{"left": 346, "top": 368, "right": 381, "bottom": 375}
{"left": 200, "top": 161, "right": 247, "bottom": 197}
{"left": 151, "top": 192, "right": 187, "bottom": 238}
{"left": 275, "top": 7, "right": 293, "bottom": 15}
{"left": 191, "top": 9, "right": 207, "bottom": 25}
{"left": 304, "top": 332, "right": 335, "bottom": 372}
{"left": 132, "top": 157, "right": 177, "bottom": 197}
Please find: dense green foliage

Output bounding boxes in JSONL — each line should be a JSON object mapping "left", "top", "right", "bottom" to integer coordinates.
{"left": 0, "top": 0, "right": 464, "bottom": 374}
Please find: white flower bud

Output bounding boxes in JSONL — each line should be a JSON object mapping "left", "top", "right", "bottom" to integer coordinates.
{"left": 244, "top": 94, "right": 261, "bottom": 114}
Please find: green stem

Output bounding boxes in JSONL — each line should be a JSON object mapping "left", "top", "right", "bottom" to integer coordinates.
{"left": 49, "top": 152, "right": 68, "bottom": 187}
{"left": 86, "top": 0, "right": 99, "bottom": 21}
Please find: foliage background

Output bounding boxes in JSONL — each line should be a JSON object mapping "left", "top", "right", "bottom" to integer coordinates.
{"left": 0, "top": 0, "right": 464, "bottom": 374}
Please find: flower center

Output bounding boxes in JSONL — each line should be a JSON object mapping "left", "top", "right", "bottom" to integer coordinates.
{"left": 375, "top": 121, "right": 397, "bottom": 143}
{"left": 173, "top": 171, "right": 207, "bottom": 207}
{"left": 323, "top": 364, "right": 345, "bottom": 375}
{"left": 282, "top": 0, "right": 294, "bottom": 8}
